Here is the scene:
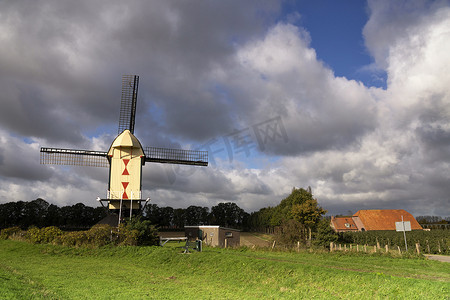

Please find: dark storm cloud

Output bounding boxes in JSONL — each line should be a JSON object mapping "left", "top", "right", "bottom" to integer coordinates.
{"left": 0, "top": 0, "right": 280, "bottom": 146}
{"left": 0, "top": 133, "right": 53, "bottom": 181}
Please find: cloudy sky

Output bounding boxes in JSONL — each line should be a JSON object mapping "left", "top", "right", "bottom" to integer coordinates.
{"left": 0, "top": 0, "right": 449, "bottom": 216}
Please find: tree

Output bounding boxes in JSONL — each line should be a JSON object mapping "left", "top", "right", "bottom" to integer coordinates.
{"left": 270, "top": 188, "right": 316, "bottom": 226}
{"left": 313, "top": 218, "right": 338, "bottom": 248}
{"left": 172, "top": 208, "right": 186, "bottom": 229}
{"left": 247, "top": 207, "right": 275, "bottom": 232}
{"left": 159, "top": 206, "right": 174, "bottom": 228}
{"left": 274, "top": 219, "right": 304, "bottom": 245}
{"left": 144, "top": 204, "right": 162, "bottom": 225}
{"left": 290, "top": 197, "right": 327, "bottom": 240}
{"left": 185, "top": 206, "right": 209, "bottom": 226}
{"left": 45, "top": 204, "right": 61, "bottom": 227}
{"left": 211, "top": 202, "right": 248, "bottom": 228}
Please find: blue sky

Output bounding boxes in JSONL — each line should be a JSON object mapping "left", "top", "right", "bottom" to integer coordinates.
{"left": 0, "top": 0, "right": 449, "bottom": 216}
{"left": 281, "top": 0, "right": 387, "bottom": 88}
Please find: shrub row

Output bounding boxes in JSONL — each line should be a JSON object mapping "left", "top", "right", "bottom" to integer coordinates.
{"left": 0, "top": 218, "right": 159, "bottom": 248}
{"left": 339, "top": 230, "right": 450, "bottom": 254}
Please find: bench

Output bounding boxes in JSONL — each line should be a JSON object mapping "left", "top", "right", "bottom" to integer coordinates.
{"left": 181, "top": 240, "right": 200, "bottom": 253}
{"left": 159, "top": 237, "right": 187, "bottom": 246}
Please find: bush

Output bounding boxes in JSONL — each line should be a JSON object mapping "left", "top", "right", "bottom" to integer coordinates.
{"left": 86, "top": 225, "right": 114, "bottom": 247}
{"left": 55, "top": 231, "right": 88, "bottom": 247}
{"left": 25, "top": 226, "right": 63, "bottom": 244}
{"left": 0, "top": 227, "right": 23, "bottom": 240}
{"left": 122, "top": 217, "right": 159, "bottom": 246}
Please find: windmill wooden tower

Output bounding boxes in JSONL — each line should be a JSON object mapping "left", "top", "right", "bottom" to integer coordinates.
{"left": 40, "top": 75, "right": 208, "bottom": 222}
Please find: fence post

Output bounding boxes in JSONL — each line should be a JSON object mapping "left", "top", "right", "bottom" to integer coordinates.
{"left": 415, "top": 242, "right": 420, "bottom": 255}
{"left": 397, "top": 245, "right": 401, "bottom": 255}
{"left": 373, "top": 245, "right": 377, "bottom": 253}
{"left": 272, "top": 240, "right": 276, "bottom": 249}
{"left": 385, "top": 244, "right": 389, "bottom": 253}
{"left": 356, "top": 244, "right": 359, "bottom": 252}
{"left": 330, "top": 242, "right": 333, "bottom": 252}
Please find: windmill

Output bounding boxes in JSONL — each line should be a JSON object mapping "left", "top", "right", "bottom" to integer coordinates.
{"left": 40, "top": 75, "right": 208, "bottom": 224}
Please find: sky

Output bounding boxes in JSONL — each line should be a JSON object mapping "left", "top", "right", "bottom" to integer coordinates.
{"left": 0, "top": 0, "right": 449, "bottom": 217}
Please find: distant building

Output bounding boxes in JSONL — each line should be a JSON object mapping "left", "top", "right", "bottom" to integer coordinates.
{"left": 331, "top": 209, "right": 423, "bottom": 232}
{"left": 185, "top": 225, "right": 240, "bottom": 247}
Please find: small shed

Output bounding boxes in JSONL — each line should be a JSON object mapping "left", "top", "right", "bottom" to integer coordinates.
{"left": 185, "top": 225, "right": 240, "bottom": 248}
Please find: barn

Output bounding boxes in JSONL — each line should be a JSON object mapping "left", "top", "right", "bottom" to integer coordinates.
{"left": 331, "top": 209, "right": 423, "bottom": 232}
{"left": 185, "top": 225, "right": 240, "bottom": 248}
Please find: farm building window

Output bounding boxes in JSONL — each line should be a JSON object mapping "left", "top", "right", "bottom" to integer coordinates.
{"left": 225, "top": 232, "right": 233, "bottom": 238}
{"left": 345, "top": 223, "right": 350, "bottom": 228}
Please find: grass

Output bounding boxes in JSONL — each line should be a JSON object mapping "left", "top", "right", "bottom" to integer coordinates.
{"left": 0, "top": 240, "right": 449, "bottom": 299}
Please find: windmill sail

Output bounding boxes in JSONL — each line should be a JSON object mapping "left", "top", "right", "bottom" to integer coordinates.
{"left": 40, "top": 74, "right": 208, "bottom": 220}
{"left": 144, "top": 147, "right": 208, "bottom": 166}
{"left": 40, "top": 147, "right": 109, "bottom": 167}
{"left": 118, "top": 75, "right": 139, "bottom": 134}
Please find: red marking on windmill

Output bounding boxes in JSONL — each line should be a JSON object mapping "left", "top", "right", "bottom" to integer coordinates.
{"left": 122, "top": 159, "right": 130, "bottom": 175}
{"left": 122, "top": 182, "right": 129, "bottom": 199}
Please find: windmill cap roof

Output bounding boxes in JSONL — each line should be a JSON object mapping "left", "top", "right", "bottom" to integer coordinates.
{"left": 110, "top": 130, "right": 143, "bottom": 149}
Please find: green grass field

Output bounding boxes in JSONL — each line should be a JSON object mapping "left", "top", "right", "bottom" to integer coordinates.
{"left": 0, "top": 240, "right": 449, "bottom": 299}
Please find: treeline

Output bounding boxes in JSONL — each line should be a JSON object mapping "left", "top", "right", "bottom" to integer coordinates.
{"left": 0, "top": 199, "right": 250, "bottom": 230}
{"left": 0, "top": 199, "right": 106, "bottom": 230}
{"left": 416, "top": 216, "right": 450, "bottom": 224}
{"left": 143, "top": 202, "right": 249, "bottom": 230}
{"left": 0, "top": 188, "right": 322, "bottom": 233}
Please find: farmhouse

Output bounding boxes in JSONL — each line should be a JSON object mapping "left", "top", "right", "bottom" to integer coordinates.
{"left": 331, "top": 209, "right": 423, "bottom": 232}
{"left": 185, "top": 225, "right": 240, "bottom": 247}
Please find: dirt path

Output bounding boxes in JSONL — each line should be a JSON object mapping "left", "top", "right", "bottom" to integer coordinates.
{"left": 240, "top": 232, "right": 272, "bottom": 247}
{"left": 425, "top": 255, "right": 450, "bottom": 263}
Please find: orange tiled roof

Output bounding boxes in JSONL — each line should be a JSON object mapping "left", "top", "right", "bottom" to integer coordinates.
{"left": 331, "top": 217, "right": 358, "bottom": 231}
{"left": 353, "top": 209, "right": 422, "bottom": 231}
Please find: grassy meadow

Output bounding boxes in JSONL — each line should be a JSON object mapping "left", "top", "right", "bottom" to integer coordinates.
{"left": 0, "top": 240, "right": 449, "bottom": 299}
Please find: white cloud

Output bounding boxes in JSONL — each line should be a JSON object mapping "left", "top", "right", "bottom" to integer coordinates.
{"left": 0, "top": 0, "right": 449, "bottom": 217}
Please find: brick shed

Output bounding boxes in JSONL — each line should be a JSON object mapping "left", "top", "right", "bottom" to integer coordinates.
{"left": 185, "top": 226, "right": 240, "bottom": 248}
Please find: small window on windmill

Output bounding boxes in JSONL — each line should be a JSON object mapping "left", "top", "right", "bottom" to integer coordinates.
{"left": 345, "top": 223, "right": 350, "bottom": 228}
{"left": 225, "top": 232, "right": 233, "bottom": 238}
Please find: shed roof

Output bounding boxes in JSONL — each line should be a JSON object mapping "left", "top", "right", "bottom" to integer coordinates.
{"left": 354, "top": 209, "right": 422, "bottom": 231}
{"left": 185, "top": 225, "right": 241, "bottom": 231}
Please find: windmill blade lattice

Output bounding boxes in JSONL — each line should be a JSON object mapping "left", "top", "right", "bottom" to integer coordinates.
{"left": 118, "top": 75, "right": 139, "bottom": 134}
{"left": 40, "top": 147, "right": 109, "bottom": 167}
{"left": 144, "top": 147, "right": 208, "bottom": 166}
